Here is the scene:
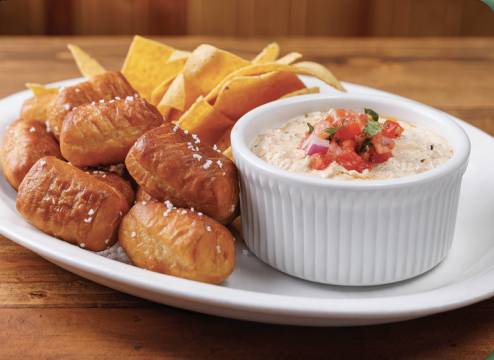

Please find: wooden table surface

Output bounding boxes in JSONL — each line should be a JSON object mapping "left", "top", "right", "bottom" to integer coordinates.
{"left": 0, "top": 36, "right": 493, "bottom": 359}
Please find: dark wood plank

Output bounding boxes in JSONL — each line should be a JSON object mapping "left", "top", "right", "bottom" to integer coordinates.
{"left": 0, "top": 0, "right": 45, "bottom": 35}
{"left": 43, "top": 0, "right": 73, "bottom": 35}
{"left": 0, "top": 239, "right": 143, "bottom": 308}
{"left": 0, "top": 302, "right": 493, "bottom": 359}
{"left": 147, "top": 0, "right": 187, "bottom": 35}
{"left": 1, "top": 0, "right": 494, "bottom": 36}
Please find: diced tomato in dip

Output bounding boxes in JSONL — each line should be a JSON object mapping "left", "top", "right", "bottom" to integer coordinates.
{"left": 301, "top": 108, "right": 403, "bottom": 172}
{"left": 382, "top": 119, "right": 404, "bottom": 138}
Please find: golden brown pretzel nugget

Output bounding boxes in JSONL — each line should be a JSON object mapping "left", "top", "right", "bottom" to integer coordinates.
{"left": 46, "top": 71, "right": 135, "bottom": 138}
{"left": 119, "top": 202, "right": 235, "bottom": 284}
{"left": 60, "top": 96, "right": 162, "bottom": 167}
{"left": 125, "top": 123, "right": 239, "bottom": 224}
{"left": 16, "top": 157, "right": 129, "bottom": 251}
{"left": 1, "top": 120, "right": 62, "bottom": 190}
{"left": 88, "top": 170, "right": 135, "bottom": 208}
{"left": 20, "top": 93, "right": 57, "bottom": 123}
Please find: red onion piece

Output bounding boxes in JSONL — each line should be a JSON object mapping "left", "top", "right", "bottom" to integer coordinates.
{"left": 302, "top": 133, "right": 329, "bottom": 155}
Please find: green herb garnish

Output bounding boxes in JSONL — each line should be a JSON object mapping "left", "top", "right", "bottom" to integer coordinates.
{"left": 363, "top": 120, "right": 381, "bottom": 137}
{"left": 364, "top": 108, "right": 379, "bottom": 122}
{"left": 363, "top": 108, "right": 381, "bottom": 137}
{"left": 357, "top": 138, "right": 372, "bottom": 153}
{"left": 323, "top": 127, "right": 340, "bottom": 140}
{"left": 307, "top": 122, "right": 314, "bottom": 134}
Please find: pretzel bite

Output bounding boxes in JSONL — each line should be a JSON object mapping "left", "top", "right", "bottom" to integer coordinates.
{"left": 16, "top": 157, "right": 129, "bottom": 251}
{"left": 135, "top": 186, "right": 156, "bottom": 203}
{"left": 46, "top": 71, "right": 135, "bottom": 138}
{"left": 20, "top": 93, "right": 56, "bottom": 123}
{"left": 125, "top": 123, "right": 239, "bottom": 224}
{"left": 60, "top": 96, "right": 162, "bottom": 167}
{"left": 1, "top": 120, "right": 62, "bottom": 190}
{"left": 119, "top": 202, "right": 235, "bottom": 284}
{"left": 88, "top": 170, "right": 135, "bottom": 207}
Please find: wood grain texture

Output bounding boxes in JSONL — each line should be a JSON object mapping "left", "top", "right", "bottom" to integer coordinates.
{"left": 44, "top": 0, "right": 73, "bottom": 35}
{"left": 0, "top": 36, "right": 493, "bottom": 359}
{"left": 1, "top": 0, "right": 494, "bottom": 36}
{"left": 0, "top": 304, "right": 493, "bottom": 359}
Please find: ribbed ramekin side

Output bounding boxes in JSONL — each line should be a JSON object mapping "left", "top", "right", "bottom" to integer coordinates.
{"left": 236, "top": 154, "right": 466, "bottom": 285}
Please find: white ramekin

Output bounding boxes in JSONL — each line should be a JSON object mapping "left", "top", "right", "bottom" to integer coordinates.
{"left": 231, "top": 94, "right": 470, "bottom": 286}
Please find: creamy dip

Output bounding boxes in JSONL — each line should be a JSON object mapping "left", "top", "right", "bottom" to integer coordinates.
{"left": 251, "top": 110, "right": 453, "bottom": 180}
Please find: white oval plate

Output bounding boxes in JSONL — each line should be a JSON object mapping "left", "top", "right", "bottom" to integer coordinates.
{"left": 0, "top": 77, "right": 492, "bottom": 326}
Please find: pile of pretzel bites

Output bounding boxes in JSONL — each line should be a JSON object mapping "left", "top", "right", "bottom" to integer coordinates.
{"left": 1, "top": 36, "right": 342, "bottom": 284}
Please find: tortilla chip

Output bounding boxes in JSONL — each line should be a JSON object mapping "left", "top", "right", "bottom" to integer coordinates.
{"left": 276, "top": 52, "right": 303, "bottom": 65}
{"left": 178, "top": 97, "right": 234, "bottom": 146}
{"left": 157, "top": 73, "right": 188, "bottom": 114}
{"left": 67, "top": 44, "right": 106, "bottom": 78}
{"left": 293, "top": 61, "right": 345, "bottom": 91}
{"left": 150, "top": 78, "right": 174, "bottom": 106}
{"left": 252, "top": 42, "right": 280, "bottom": 64}
{"left": 158, "top": 44, "right": 250, "bottom": 113}
{"left": 121, "top": 35, "right": 176, "bottom": 101}
{"left": 25, "top": 83, "right": 59, "bottom": 96}
{"left": 168, "top": 49, "right": 191, "bottom": 61}
{"left": 280, "top": 86, "right": 320, "bottom": 98}
{"left": 184, "top": 44, "right": 250, "bottom": 96}
{"left": 149, "top": 57, "right": 187, "bottom": 105}
{"left": 223, "top": 147, "right": 233, "bottom": 160}
{"left": 213, "top": 71, "right": 306, "bottom": 120}
{"left": 205, "top": 62, "right": 344, "bottom": 102}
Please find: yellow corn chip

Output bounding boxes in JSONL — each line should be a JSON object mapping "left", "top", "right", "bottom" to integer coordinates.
{"left": 205, "top": 61, "right": 344, "bottom": 102}
{"left": 276, "top": 52, "right": 303, "bottom": 65}
{"left": 252, "top": 42, "right": 280, "bottom": 64}
{"left": 67, "top": 44, "right": 106, "bottom": 78}
{"left": 184, "top": 44, "right": 250, "bottom": 95}
{"left": 149, "top": 57, "right": 187, "bottom": 105}
{"left": 178, "top": 97, "right": 234, "bottom": 146}
{"left": 168, "top": 49, "right": 191, "bottom": 61}
{"left": 158, "top": 44, "right": 250, "bottom": 113}
{"left": 223, "top": 147, "right": 233, "bottom": 160}
{"left": 121, "top": 35, "right": 176, "bottom": 101}
{"left": 25, "top": 83, "right": 59, "bottom": 96}
{"left": 293, "top": 61, "right": 345, "bottom": 91}
{"left": 157, "top": 73, "right": 188, "bottom": 114}
{"left": 280, "top": 86, "right": 320, "bottom": 98}
{"left": 150, "top": 77, "right": 174, "bottom": 106}
{"left": 213, "top": 71, "right": 306, "bottom": 120}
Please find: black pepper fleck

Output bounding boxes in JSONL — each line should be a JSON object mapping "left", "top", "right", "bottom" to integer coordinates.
{"left": 420, "top": 159, "right": 425, "bottom": 163}
{"left": 430, "top": 144, "right": 434, "bottom": 150}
